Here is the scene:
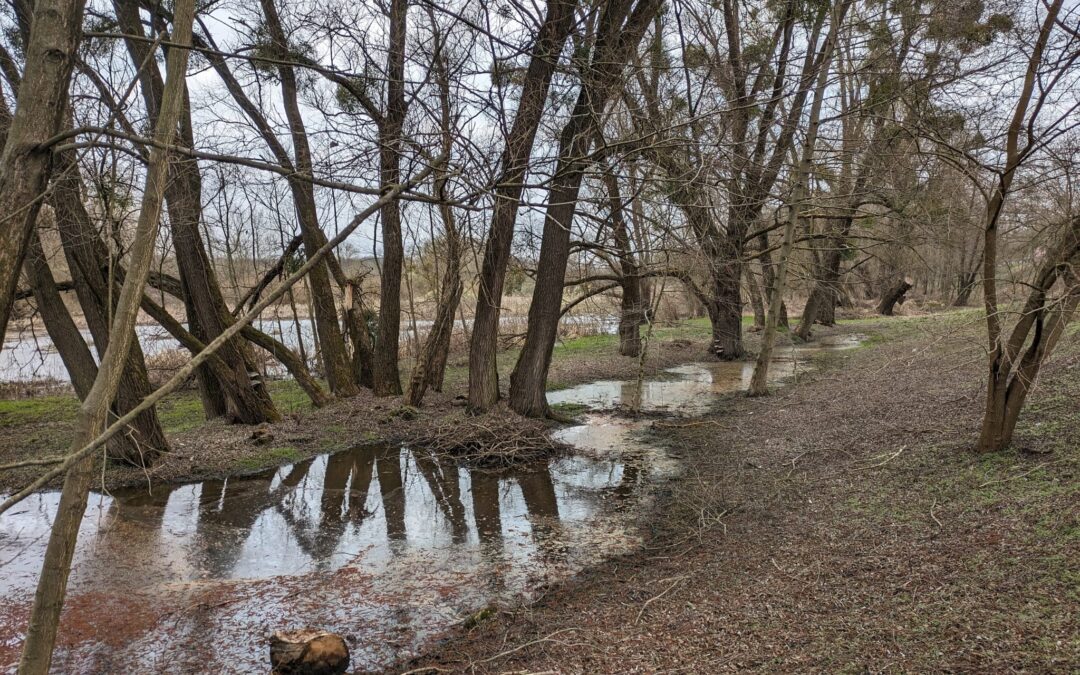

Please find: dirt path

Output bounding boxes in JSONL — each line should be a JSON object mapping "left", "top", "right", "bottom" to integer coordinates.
{"left": 392, "top": 314, "right": 1080, "bottom": 673}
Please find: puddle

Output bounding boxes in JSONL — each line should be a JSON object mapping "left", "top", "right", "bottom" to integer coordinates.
{"left": 0, "top": 333, "right": 859, "bottom": 672}
{"left": 0, "top": 443, "right": 671, "bottom": 672}
{"left": 549, "top": 333, "right": 863, "bottom": 415}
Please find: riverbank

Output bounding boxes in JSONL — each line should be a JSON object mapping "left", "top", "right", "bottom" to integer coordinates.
{"left": 393, "top": 312, "right": 1080, "bottom": 672}
{"left": 1, "top": 317, "right": 797, "bottom": 493}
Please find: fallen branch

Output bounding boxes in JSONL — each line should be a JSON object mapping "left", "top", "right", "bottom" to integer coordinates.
{"left": 855, "top": 446, "right": 906, "bottom": 470}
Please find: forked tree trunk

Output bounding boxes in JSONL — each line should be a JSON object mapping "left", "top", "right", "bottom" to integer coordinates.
{"left": 0, "top": 0, "right": 85, "bottom": 344}
{"left": 467, "top": 0, "right": 580, "bottom": 412}
{"left": 509, "top": 0, "right": 661, "bottom": 417}
{"left": 978, "top": 214, "right": 1080, "bottom": 452}
{"left": 17, "top": 3, "right": 195, "bottom": 669}
{"left": 115, "top": 0, "right": 279, "bottom": 424}
{"left": 49, "top": 153, "right": 171, "bottom": 460}
{"left": 750, "top": 0, "right": 847, "bottom": 396}
{"left": 23, "top": 227, "right": 163, "bottom": 465}
{"left": 0, "top": 44, "right": 170, "bottom": 461}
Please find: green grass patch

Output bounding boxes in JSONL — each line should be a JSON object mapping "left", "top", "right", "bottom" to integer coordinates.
{"left": 268, "top": 380, "right": 315, "bottom": 414}
{"left": 233, "top": 445, "right": 301, "bottom": 471}
{"left": 549, "top": 401, "right": 591, "bottom": 419}
{"left": 0, "top": 396, "right": 78, "bottom": 428}
{"left": 156, "top": 393, "right": 206, "bottom": 434}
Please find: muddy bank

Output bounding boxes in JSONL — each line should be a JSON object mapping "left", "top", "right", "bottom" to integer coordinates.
{"left": 1, "top": 320, "right": 809, "bottom": 494}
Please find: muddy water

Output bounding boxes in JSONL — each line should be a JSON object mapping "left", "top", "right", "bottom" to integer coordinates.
{"left": 549, "top": 333, "right": 863, "bottom": 415}
{"left": 0, "top": 334, "right": 859, "bottom": 673}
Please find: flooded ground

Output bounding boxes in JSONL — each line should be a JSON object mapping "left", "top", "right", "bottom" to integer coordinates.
{"left": 549, "top": 334, "right": 863, "bottom": 415}
{"left": 0, "top": 334, "right": 859, "bottom": 673}
{"left": 0, "top": 315, "right": 616, "bottom": 384}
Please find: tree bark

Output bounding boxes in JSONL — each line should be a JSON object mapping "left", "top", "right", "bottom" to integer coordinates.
{"left": 404, "top": 42, "right": 461, "bottom": 407}
{"left": 978, "top": 218, "right": 1080, "bottom": 451}
{"left": 750, "top": 0, "right": 848, "bottom": 396}
{"left": 0, "top": 41, "right": 170, "bottom": 459}
{"left": 466, "top": 0, "right": 580, "bottom": 412}
{"left": 604, "top": 168, "right": 644, "bottom": 356}
{"left": 371, "top": 0, "right": 409, "bottom": 396}
{"left": 0, "top": 0, "right": 85, "bottom": 344}
{"left": 877, "top": 277, "right": 912, "bottom": 316}
{"left": 23, "top": 226, "right": 163, "bottom": 465}
{"left": 115, "top": 0, "right": 279, "bottom": 424}
{"left": 509, "top": 0, "right": 661, "bottom": 417}
{"left": 257, "top": 0, "right": 359, "bottom": 398}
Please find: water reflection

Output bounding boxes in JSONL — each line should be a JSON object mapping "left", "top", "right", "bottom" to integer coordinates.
{"left": 548, "top": 335, "right": 863, "bottom": 414}
{"left": 0, "top": 439, "right": 664, "bottom": 671}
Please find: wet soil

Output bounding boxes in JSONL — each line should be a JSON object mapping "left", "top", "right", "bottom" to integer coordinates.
{"left": 394, "top": 314, "right": 1080, "bottom": 673}
{"left": 0, "top": 326, "right": 716, "bottom": 494}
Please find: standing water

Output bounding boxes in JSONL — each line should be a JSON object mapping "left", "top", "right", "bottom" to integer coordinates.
{"left": 0, "top": 335, "right": 860, "bottom": 672}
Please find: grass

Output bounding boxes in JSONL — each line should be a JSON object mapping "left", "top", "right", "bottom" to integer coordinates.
{"left": 0, "top": 395, "right": 78, "bottom": 428}
{"left": 232, "top": 446, "right": 301, "bottom": 471}
{"left": 0, "top": 379, "right": 317, "bottom": 456}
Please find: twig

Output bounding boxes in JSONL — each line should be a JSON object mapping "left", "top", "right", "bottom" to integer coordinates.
{"left": 929, "top": 498, "right": 943, "bottom": 527}
{"left": 635, "top": 575, "right": 688, "bottom": 624}
{"left": 476, "top": 628, "right": 580, "bottom": 664}
{"left": 855, "top": 446, "right": 906, "bottom": 470}
{"left": 978, "top": 459, "right": 1064, "bottom": 488}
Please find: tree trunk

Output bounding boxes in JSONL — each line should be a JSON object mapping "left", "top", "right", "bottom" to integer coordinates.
{"left": 404, "top": 181, "right": 461, "bottom": 406}
{"left": 256, "top": 0, "right": 359, "bottom": 398}
{"left": 509, "top": 0, "right": 661, "bottom": 417}
{"left": 115, "top": 0, "right": 279, "bottom": 424}
{"left": 877, "top": 277, "right": 912, "bottom": 316}
{"left": 604, "top": 168, "right": 644, "bottom": 356}
{"left": 0, "top": 45, "right": 171, "bottom": 460}
{"left": 24, "top": 228, "right": 163, "bottom": 465}
{"left": 467, "top": 0, "right": 580, "bottom": 412}
{"left": 750, "top": 0, "right": 847, "bottom": 395}
{"left": 757, "top": 231, "right": 789, "bottom": 328}
{"left": 796, "top": 222, "right": 849, "bottom": 340}
{"left": 953, "top": 269, "right": 978, "bottom": 307}
{"left": 17, "top": 3, "right": 195, "bottom": 668}
{"left": 710, "top": 249, "right": 745, "bottom": 360}
{"left": 745, "top": 263, "right": 766, "bottom": 330}
{"left": 372, "top": 0, "right": 409, "bottom": 396}
{"left": 0, "top": 0, "right": 85, "bottom": 344}
{"left": 50, "top": 156, "right": 170, "bottom": 460}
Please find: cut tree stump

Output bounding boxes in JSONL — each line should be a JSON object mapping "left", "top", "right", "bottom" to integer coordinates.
{"left": 877, "top": 277, "right": 913, "bottom": 316}
{"left": 270, "top": 629, "right": 350, "bottom": 675}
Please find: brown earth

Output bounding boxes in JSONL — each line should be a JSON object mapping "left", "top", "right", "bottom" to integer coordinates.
{"left": 389, "top": 313, "right": 1080, "bottom": 673}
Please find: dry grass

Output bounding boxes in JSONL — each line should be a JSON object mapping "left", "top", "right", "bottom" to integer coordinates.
{"left": 392, "top": 313, "right": 1079, "bottom": 673}
{"left": 410, "top": 408, "right": 566, "bottom": 469}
